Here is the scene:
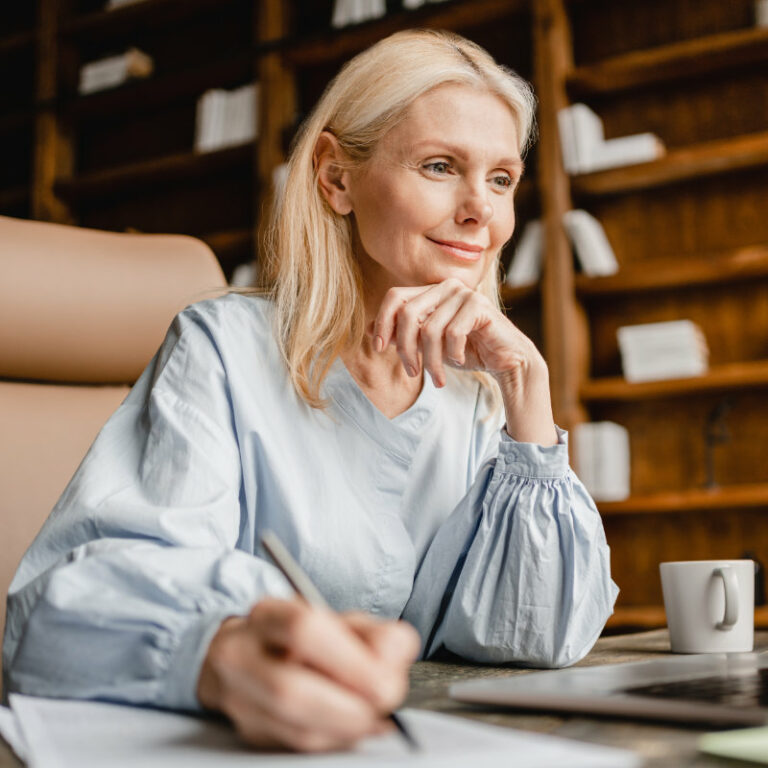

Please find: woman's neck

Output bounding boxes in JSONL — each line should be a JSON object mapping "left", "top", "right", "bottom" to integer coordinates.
{"left": 341, "top": 332, "right": 423, "bottom": 420}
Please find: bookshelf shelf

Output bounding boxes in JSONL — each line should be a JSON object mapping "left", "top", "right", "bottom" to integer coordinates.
{"left": 0, "top": 30, "right": 35, "bottom": 57}
{"left": 55, "top": 144, "right": 253, "bottom": 201}
{"left": 500, "top": 282, "right": 539, "bottom": 305}
{"left": 63, "top": 0, "right": 235, "bottom": 41}
{"left": 567, "top": 26, "right": 768, "bottom": 98}
{"left": 606, "top": 605, "right": 768, "bottom": 631}
{"left": 0, "top": 185, "right": 29, "bottom": 210}
{"left": 575, "top": 245, "right": 768, "bottom": 297}
{"left": 581, "top": 360, "right": 768, "bottom": 403}
{"left": 201, "top": 227, "right": 253, "bottom": 265}
{"left": 72, "top": 55, "right": 252, "bottom": 117}
{"left": 571, "top": 130, "right": 768, "bottom": 198}
{"left": 598, "top": 483, "right": 768, "bottom": 517}
{"left": 284, "top": 0, "right": 526, "bottom": 67}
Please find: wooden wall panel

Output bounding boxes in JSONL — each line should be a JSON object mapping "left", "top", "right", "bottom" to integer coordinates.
{"left": 605, "top": 508, "right": 768, "bottom": 606}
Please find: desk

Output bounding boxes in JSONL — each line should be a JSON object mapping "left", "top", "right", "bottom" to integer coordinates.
{"left": 1, "top": 629, "right": 766, "bottom": 767}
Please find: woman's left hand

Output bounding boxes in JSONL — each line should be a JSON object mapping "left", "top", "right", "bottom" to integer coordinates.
{"left": 372, "top": 279, "right": 559, "bottom": 446}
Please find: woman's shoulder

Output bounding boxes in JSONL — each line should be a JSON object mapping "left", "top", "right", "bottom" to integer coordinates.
{"left": 180, "top": 291, "right": 273, "bottom": 331}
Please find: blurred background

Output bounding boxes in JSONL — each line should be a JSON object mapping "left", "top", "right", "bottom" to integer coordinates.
{"left": 2, "top": 0, "right": 768, "bottom": 635}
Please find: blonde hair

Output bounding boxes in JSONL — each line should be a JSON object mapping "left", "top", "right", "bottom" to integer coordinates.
{"left": 255, "top": 28, "right": 536, "bottom": 408}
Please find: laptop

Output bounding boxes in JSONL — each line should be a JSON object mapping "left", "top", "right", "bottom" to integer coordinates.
{"left": 450, "top": 650, "right": 768, "bottom": 726}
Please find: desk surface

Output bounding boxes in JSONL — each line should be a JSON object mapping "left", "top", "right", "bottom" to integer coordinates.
{"left": 2, "top": 628, "right": 766, "bottom": 767}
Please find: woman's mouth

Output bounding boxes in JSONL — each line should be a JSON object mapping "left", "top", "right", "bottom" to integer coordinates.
{"left": 427, "top": 237, "right": 485, "bottom": 262}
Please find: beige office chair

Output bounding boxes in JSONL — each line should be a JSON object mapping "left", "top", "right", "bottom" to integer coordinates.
{"left": 0, "top": 216, "right": 227, "bottom": 679}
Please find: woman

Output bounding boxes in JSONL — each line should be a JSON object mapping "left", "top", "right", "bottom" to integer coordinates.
{"left": 4, "top": 30, "right": 617, "bottom": 752}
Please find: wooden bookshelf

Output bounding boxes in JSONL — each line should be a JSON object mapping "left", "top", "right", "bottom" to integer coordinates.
{"left": 567, "top": 26, "right": 768, "bottom": 97}
{"left": 55, "top": 144, "right": 253, "bottom": 201}
{"left": 575, "top": 245, "right": 768, "bottom": 296}
{"left": 545, "top": 0, "right": 768, "bottom": 628}
{"left": 581, "top": 360, "right": 768, "bottom": 403}
{"left": 571, "top": 130, "right": 768, "bottom": 198}
{"left": 284, "top": 0, "right": 527, "bottom": 67}
{"left": 598, "top": 483, "right": 768, "bottom": 517}
{"left": 607, "top": 606, "right": 768, "bottom": 631}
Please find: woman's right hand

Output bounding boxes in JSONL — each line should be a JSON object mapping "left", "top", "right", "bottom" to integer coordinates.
{"left": 196, "top": 598, "right": 420, "bottom": 752}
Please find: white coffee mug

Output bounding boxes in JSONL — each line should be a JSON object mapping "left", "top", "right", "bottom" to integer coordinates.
{"left": 660, "top": 559, "right": 754, "bottom": 653}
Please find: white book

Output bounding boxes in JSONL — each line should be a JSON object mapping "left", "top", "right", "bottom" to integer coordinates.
{"left": 558, "top": 103, "right": 665, "bottom": 174}
{"left": 505, "top": 219, "right": 543, "bottom": 287}
{"left": 568, "top": 103, "right": 605, "bottom": 173}
{"left": 756, "top": 0, "right": 768, "bottom": 26}
{"left": 78, "top": 48, "right": 153, "bottom": 95}
{"left": 195, "top": 84, "right": 258, "bottom": 153}
{"left": 557, "top": 108, "right": 580, "bottom": 174}
{"left": 562, "top": 209, "right": 619, "bottom": 276}
{"left": 195, "top": 89, "right": 224, "bottom": 153}
{"left": 105, "top": 0, "right": 149, "bottom": 8}
{"left": 590, "top": 132, "right": 665, "bottom": 171}
{"left": 574, "top": 421, "right": 631, "bottom": 502}
{"left": 617, "top": 320, "right": 709, "bottom": 382}
{"left": 332, "top": 0, "right": 386, "bottom": 27}
{"left": 403, "top": 0, "right": 451, "bottom": 8}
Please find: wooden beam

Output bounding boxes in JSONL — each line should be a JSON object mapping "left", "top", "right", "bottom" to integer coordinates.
{"left": 255, "top": 0, "right": 295, "bottom": 262}
{"left": 532, "top": 0, "right": 587, "bottom": 433}
{"left": 33, "top": 0, "right": 74, "bottom": 223}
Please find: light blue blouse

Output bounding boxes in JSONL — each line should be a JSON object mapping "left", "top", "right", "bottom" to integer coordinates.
{"left": 3, "top": 294, "right": 618, "bottom": 710}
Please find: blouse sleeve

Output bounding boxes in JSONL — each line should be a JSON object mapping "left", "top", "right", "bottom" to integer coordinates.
{"left": 2, "top": 308, "right": 292, "bottom": 710}
{"left": 401, "top": 427, "right": 619, "bottom": 668}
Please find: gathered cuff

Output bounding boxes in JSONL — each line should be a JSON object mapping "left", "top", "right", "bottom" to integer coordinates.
{"left": 158, "top": 607, "right": 248, "bottom": 711}
{"left": 495, "top": 425, "right": 570, "bottom": 479}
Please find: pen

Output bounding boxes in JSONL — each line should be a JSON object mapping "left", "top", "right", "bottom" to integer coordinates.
{"left": 260, "top": 530, "right": 420, "bottom": 752}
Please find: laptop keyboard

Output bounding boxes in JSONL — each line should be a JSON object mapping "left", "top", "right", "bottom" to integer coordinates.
{"left": 625, "top": 668, "right": 768, "bottom": 708}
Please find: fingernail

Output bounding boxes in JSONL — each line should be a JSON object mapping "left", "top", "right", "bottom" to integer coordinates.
{"left": 374, "top": 335, "right": 384, "bottom": 353}
{"left": 406, "top": 364, "right": 417, "bottom": 377}
{"left": 448, "top": 357, "right": 462, "bottom": 367}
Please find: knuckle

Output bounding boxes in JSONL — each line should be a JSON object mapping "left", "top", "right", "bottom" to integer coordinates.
{"left": 262, "top": 670, "right": 292, "bottom": 707}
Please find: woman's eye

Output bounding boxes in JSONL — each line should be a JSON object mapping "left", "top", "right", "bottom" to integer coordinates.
{"left": 423, "top": 161, "right": 451, "bottom": 175}
{"left": 490, "top": 174, "right": 514, "bottom": 190}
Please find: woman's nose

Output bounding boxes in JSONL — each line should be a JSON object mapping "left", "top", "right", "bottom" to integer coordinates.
{"left": 455, "top": 183, "right": 493, "bottom": 226}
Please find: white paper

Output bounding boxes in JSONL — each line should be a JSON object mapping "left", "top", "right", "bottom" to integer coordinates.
{"left": 0, "top": 705, "right": 28, "bottom": 761}
{"left": 10, "top": 694, "right": 640, "bottom": 768}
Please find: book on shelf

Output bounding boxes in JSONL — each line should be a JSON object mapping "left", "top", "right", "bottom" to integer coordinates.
{"left": 617, "top": 319, "right": 709, "bottom": 383}
{"left": 331, "top": 0, "right": 386, "bottom": 28}
{"left": 78, "top": 48, "right": 153, "bottom": 95}
{"left": 558, "top": 103, "right": 665, "bottom": 175}
{"left": 573, "top": 421, "right": 631, "bottom": 502}
{"left": 105, "top": 0, "right": 150, "bottom": 8}
{"left": 757, "top": 0, "right": 768, "bottom": 27}
{"left": 505, "top": 219, "right": 543, "bottom": 287}
{"left": 562, "top": 209, "right": 619, "bottom": 277}
{"left": 195, "top": 84, "right": 259, "bottom": 154}
{"left": 505, "top": 210, "right": 619, "bottom": 285}
{"left": 403, "top": 0, "right": 451, "bottom": 8}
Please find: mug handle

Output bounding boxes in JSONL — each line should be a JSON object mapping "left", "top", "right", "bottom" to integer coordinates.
{"left": 714, "top": 566, "right": 739, "bottom": 631}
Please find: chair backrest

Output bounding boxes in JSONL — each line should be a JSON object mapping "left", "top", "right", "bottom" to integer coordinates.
{"left": 0, "top": 216, "right": 227, "bottom": 676}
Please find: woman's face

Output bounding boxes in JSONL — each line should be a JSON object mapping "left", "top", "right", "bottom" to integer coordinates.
{"left": 347, "top": 83, "right": 523, "bottom": 297}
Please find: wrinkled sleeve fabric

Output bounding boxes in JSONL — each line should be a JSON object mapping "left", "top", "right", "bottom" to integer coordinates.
{"left": 3, "top": 308, "right": 290, "bottom": 710}
{"left": 402, "top": 427, "right": 618, "bottom": 668}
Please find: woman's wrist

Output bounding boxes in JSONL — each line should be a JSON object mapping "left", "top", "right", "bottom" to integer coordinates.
{"left": 493, "top": 356, "right": 558, "bottom": 447}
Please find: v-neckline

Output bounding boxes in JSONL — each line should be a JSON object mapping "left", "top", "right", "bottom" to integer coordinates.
{"left": 325, "top": 357, "right": 438, "bottom": 462}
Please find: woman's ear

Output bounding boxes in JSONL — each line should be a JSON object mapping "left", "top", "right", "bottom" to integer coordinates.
{"left": 314, "top": 131, "right": 353, "bottom": 215}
